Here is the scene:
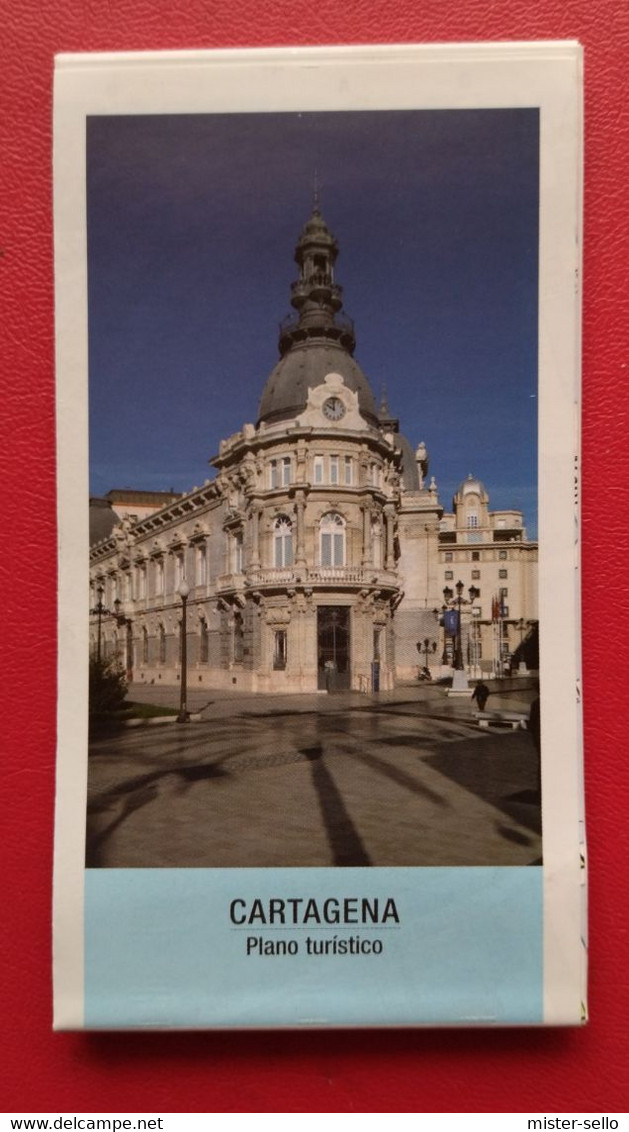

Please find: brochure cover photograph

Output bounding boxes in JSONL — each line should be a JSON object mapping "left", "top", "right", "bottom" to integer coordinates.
{"left": 53, "top": 44, "right": 584, "bottom": 1029}
{"left": 86, "top": 107, "right": 541, "bottom": 871}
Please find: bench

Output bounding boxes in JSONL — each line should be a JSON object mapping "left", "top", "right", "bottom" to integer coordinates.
{"left": 475, "top": 711, "right": 528, "bottom": 731}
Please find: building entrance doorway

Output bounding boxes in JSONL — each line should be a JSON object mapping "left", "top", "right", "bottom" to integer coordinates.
{"left": 317, "top": 606, "right": 351, "bottom": 691}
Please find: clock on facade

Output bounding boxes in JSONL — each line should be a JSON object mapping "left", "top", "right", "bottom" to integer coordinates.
{"left": 322, "top": 396, "right": 346, "bottom": 421}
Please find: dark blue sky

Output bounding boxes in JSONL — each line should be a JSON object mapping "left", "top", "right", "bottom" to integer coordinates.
{"left": 87, "top": 109, "right": 539, "bottom": 533}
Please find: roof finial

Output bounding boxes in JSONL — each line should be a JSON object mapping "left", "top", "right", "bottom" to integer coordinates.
{"left": 380, "top": 382, "right": 390, "bottom": 416}
{"left": 313, "top": 168, "right": 321, "bottom": 214}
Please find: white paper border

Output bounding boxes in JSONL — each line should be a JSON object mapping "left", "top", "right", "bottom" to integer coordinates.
{"left": 53, "top": 41, "right": 584, "bottom": 1028}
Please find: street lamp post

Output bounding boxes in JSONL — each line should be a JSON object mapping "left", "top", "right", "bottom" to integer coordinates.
{"left": 90, "top": 584, "right": 129, "bottom": 663}
{"left": 421, "top": 637, "right": 437, "bottom": 670}
{"left": 177, "top": 579, "right": 190, "bottom": 723}
{"left": 89, "top": 588, "right": 131, "bottom": 665}
{"left": 454, "top": 581, "right": 464, "bottom": 669}
{"left": 442, "top": 581, "right": 480, "bottom": 695}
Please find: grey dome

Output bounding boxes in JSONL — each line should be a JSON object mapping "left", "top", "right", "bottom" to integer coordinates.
{"left": 397, "top": 434, "right": 420, "bottom": 491}
{"left": 89, "top": 498, "right": 119, "bottom": 546}
{"left": 258, "top": 341, "right": 379, "bottom": 427}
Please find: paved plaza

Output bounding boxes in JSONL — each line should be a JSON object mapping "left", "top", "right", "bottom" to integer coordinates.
{"left": 86, "top": 681, "right": 541, "bottom": 868}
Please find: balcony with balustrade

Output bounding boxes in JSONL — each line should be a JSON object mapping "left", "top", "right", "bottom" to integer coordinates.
{"left": 215, "top": 572, "right": 246, "bottom": 596}
{"left": 233, "top": 564, "right": 399, "bottom": 595}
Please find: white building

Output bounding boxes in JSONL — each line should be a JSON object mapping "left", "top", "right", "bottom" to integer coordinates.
{"left": 438, "top": 475, "right": 538, "bottom": 675}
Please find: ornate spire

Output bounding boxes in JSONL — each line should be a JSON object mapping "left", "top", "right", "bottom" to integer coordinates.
{"left": 278, "top": 201, "right": 356, "bottom": 358}
{"left": 313, "top": 168, "right": 321, "bottom": 214}
{"left": 378, "top": 382, "right": 399, "bottom": 433}
{"left": 379, "top": 383, "right": 390, "bottom": 416}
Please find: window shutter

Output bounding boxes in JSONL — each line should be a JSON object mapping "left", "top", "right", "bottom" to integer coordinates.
{"left": 321, "top": 533, "right": 332, "bottom": 566}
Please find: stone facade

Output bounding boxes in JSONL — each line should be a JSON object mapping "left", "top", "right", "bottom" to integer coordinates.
{"left": 89, "top": 206, "right": 537, "bottom": 691}
{"left": 437, "top": 475, "right": 538, "bottom": 675}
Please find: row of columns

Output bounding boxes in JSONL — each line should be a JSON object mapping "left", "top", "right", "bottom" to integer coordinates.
{"left": 95, "top": 540, "right": 212, "bottom": 603}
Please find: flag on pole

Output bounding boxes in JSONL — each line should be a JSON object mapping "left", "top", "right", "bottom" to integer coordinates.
{"left": 443, "top": 609, "right": 459, "bottom": 636}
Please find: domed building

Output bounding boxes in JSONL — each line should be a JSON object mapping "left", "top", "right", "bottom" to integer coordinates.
{"left": 438, "top": 474, "right": 538, "bottom": 675}
{"left": 88, "top": 204, "right": 449, "bottom": 692}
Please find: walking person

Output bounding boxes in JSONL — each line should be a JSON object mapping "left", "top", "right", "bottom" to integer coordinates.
{"left": 471, "top": 680, "right": 490, "bottom": 712}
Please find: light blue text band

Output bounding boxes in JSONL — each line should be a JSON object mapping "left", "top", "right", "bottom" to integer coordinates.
{"left": 85, "top": 867, "right": 543, "bottom": 1028}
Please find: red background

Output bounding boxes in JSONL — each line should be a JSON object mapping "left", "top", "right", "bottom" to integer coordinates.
{"left": 1, "top": 0, "right": 628, "bottom": 1114}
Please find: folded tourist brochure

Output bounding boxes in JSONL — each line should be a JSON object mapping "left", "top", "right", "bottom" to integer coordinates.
{"left": 53, "top": 41, "right": 585, "bottom": 1028}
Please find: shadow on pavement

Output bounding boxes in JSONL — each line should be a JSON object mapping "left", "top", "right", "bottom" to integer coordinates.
{"left": 301, "top": 745, "right": 372, "bottom": 866}
{"left": 86, "top": 761, "right": 230, "bottom": 866}
{"left": 85, "top": 695, "right": 541, "bottom": 868}
{"left": 423, "top": 731, "right": 542, "bottom": 840}
{"left": 345, "top": 747, "right": 450, "bottom": 808}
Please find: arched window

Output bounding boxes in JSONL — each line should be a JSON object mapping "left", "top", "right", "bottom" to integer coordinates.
{"left": 274, "top": 516, "right": 293, "bottom": 568}
{"left": 158, "top": 624, "right": 166, "bottom": 665}
{"left": 320, "top": 512, "right": 346, "bottom": 567}
{"left": 200, "top": 618, "right": 209, "bottom": 663}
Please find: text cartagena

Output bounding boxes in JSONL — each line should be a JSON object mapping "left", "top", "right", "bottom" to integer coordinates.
{"left": 230, "top": 896, "right": 400, "bottom": 926}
